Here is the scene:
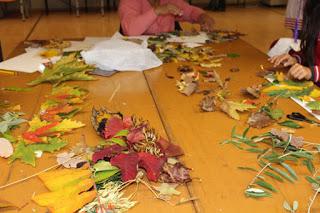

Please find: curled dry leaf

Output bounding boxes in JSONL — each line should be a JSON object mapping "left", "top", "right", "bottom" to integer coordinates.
{"left": 248, "top": 112, "right": 274, "bottom": 129}
{"left": 159, "top": 162, "right": 191, "bottom": 183}
{"left": 154, "top": 183, "right": 181, "bottom": 200}
{"left": 241, "top": 85, "right": 262, "bottom": 99}
{"left": 199, "top": 96, "right": 216, "bottom": 112}
{"left": 270, "top": 129, "right": 304, "bottom": 149}
{"left": 176, "top": 81, "right": 198, "bottom": 96}
{"left": 177, "top": 65, "right": 194, "bottom": 73}
{"left": 0, "top": 138, "right": 14, "bottom": 158}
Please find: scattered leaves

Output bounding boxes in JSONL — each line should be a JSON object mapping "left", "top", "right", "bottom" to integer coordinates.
{"left": 220, "top": 100, "right": 256, "bottom": 120}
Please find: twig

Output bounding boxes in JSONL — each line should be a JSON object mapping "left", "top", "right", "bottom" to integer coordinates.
{"left": 108, "top": 83, "right": 121, "bottom": 103}
{"left": 248, "top": 163, "right": 271, "bottom": 186}
{"left": 308, "top": 188, "right": 320, "bottom": 213}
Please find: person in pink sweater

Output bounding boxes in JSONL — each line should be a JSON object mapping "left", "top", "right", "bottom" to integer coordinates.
{"left": 119, "top": 0, "right": 215, "bottom": 36}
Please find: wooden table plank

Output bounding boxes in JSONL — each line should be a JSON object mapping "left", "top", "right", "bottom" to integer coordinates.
{"left": 0, "top": 45, "right": 195, "bottom": 213}
{"left": 143, "top": 39, "right": 320, "bottom": 212}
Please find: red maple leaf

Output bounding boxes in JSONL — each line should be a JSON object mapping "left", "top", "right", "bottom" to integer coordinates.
{"left": 110, "top": 153, "right": 139, "bottom": 182}
{"left": 104, "top": 117, "right": 126, "bottom": 139}
{"left": 127, "top": 127, "right": 145, "bottom": 144}
{"left": 22, "top": 122, "right": 59, "bottom": 143}
{"left": 123, "top": 116, "right": 133, "bottom": 128}
{"left": 92, "top": 144, "right": 127, "bottom": 163}
{"left": 156, "top": 137, "right": 184, "bottom": 157}
{"left": 138, "top": 152, "right": 166, "bottom": 182}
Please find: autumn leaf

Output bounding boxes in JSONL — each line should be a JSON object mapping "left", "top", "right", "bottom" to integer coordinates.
{"left": 52, "top": 119, "right": 85, "bottom": 132}
{"left": 0, "top": 112, "right": 26, "bottom": 134}
{"left": 220, "top": 101, "right": 256, "bottom": 120}
{"left": 9, "top": 141, "right": 35, "bottom": 166}
{"left": 154, "top": 183, "right": 181, "bottom": 199}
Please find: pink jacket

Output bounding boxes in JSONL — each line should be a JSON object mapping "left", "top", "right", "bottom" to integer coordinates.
{"left": 119, "top": 0, "right": 204, "bottom": 36}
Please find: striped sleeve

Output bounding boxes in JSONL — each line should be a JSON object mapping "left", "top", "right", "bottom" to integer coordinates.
{"left": 313, "top": 65, "right": 320, "bottom": 83}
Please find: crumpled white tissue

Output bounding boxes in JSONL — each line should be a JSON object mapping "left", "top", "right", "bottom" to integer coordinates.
{"left": 81, "top": 38, "right": 162, "bottom": 71}
{"left": 267, "top": 38, "right": 301, "bottom": 58}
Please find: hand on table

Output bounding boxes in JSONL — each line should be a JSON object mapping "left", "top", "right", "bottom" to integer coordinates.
{"left": 288, "top": 64, "right": 312, "bottom": 80}
{"left": 198, "top": 14, "right": 215, "bottom": 32}
{"left": 154, "top": 3, "right": 183, "bottom": 16}
{"left": 269, "top": 53, "right": 297, "bottom": 67}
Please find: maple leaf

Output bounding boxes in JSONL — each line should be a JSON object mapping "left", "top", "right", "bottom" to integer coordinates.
{"left": 220, "top": 101, "right": 256, "bottom": 120}
{"left": 0, "top": 199, "right": 18, "bottom": 211}
{"left": 28, "top": 116, "right": 49, "bottom": 131}
{"left": 104, "top": 117, "right": 126, "bottom": 139}
{"left": 92, "top": 144, "right": 127, "bottom": 163}
{"left": 28, "top": 53, "right": 95, "bottom": 86}
{"left": 159, "top": 162, "right": 191, "bottom": 183}
{"left": 110, "top": 153, "right": 139, "bottom": 182}
{"left": 138, "top": 152, "right": 166, "bottom": 182}
{"left": 0, "top": 138, "right": 14, "bottom": 158}
{"left": 156, "top": 137, "right": 184, "bottom": 157}
{"left": 29, "top": 137, "right": 67, "bottom": 153}
{"left": 9, "top": 141, "right": 35, "bottom": 166}
{"left": 127, "top": 127, "right": 145, "bottom": 144}
{"left": 0, "top": 112, "right": 26, "bottom": 134}
{"left": 307, "top": 101, "right": 320, "bottom": 111}
{"left": 52, "top": 119, "right": 85, "bottom": 132}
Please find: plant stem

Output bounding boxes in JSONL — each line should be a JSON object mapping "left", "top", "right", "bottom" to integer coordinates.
{"left": 248, "top": 163, "right": 271, "bottom": 186}
{"left": 308, "top": 188, "right": 320, "bottom": 213}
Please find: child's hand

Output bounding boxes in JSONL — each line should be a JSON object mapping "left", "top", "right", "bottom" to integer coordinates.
{"left": 288, "top": 64, "right": 312, "bottom": 80}
{"left": 198, "top": 14, "right": 215, "bottom": 32}
{"left": 269, "top": 54, "right": 297, "bottom": 67}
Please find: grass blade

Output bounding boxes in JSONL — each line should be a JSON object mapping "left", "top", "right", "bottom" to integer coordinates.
{"left": 280, "top": 163, "right": 298, "bottom": 180}
{"left": 238, "top": 166, "right": 258, "bottom": 172}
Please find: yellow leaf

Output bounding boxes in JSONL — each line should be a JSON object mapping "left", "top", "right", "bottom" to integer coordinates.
{"left": 52, "top": 119, "right": 85, "bottom": 132}
{"left": 276, "top": 72, "right": 285, "bottom": 82}
{"left": 310, "top": 88, "right": 320, "bottom": 98}
{"left": 220, "top": 101, "right": 256, "bottom": 120}
{"left": 28, "top": 116, "right": 49, "bottom": 131}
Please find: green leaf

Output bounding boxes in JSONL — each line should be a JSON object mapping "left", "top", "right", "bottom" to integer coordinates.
{"left": 246, "top": 148, "right": 265, "bottom": 153}
{"left": 305, "top": 176, "right": 320, "bottom": 185}
{"left": 1, "top": 131, "right": 16, "bottom": 143}
{"left": 29, "top": 137, "right": 67, "bottom": 153}
{"left": 290, "top": 151, "right": 313, "bottom": 160}
{"left": 307, "top": 101, "right": 320, "bottom": 111}
{"left": 242, "top": 127, "right": 250, "bottom": 138}
{"left": 303, "top": 159, "right": 315, "bottom": 174}
{"left": 268, "top": 109, "right": 284, "bottom": 120}
{"left": 231, "top": 126, "right": 237, "bottom": 137}
{"left": 9, "top": 141, "right": 35, "bottom": 167}
{"left": 93, "top": 160, "right": 119, "bottom": 172}
{"left": 114, "top": 129, "right": 129, "bottom": 137}
{"left": 255, "top": 180, "right": 278, "bottom": 192}
{"left": 278, "top": 120, "right": 302, "bottom": 129}
{"left": 107, "top": 137, "right": 127, "bottom": 147}
{"left": 280, "top": 163, "right": 298, "bottom": 180}
{"left": 0, "top": 112, "right": 26, "bottom": 134}
{"left": 1, "top": 87, "right": 32, "bottom": 92}
{"left": 227, "top": 53, "right": 240, "bottom": 58}
{"left": 264, "top": 171, "right": 284, "bottom": 182}
{"left": 245, "top": 188, "right": 271, "bottom": 198}
{"left": 237, "top": 166, "right": 258, "bottom": 172}
{"left": 269, "top": 166, "right": 295, "bottom": 183}
{"left": 94, "top": 170, "right": 120, "bottom": 183}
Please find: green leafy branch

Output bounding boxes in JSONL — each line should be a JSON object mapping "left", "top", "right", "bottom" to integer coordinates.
{"left": 222, "top": 127, "right": 320, "bottom": 199}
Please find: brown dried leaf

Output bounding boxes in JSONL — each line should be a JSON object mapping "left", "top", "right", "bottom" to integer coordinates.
{"left": 247, "top": 112, "right": 274, "bottom": 129}
{"left": 199, "top": 96, "right": 216, "bottom": 112}
{"left": 241, "top": 85, "right": 261, "bottom": 99}
{"left": 213, "top": 70, "right": 224, "bottom": 88}
{"left": 270, "top": 129, "right": 304, "bottom": 148}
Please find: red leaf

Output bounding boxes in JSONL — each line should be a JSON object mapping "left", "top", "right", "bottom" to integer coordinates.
{"left": 104, "top": 117, "right": 126, "bottom": 139}
{"left": 22, "top": 122, "right": 59, "bottom": 143}
{"left": 138, "top": 152, "right": 166, "bottom": 182}
{"left": 110, "top": 153, "right": 139, "bottom": 181}
{"left": 92, "top": 144, "right": 127, "bottom": 163}
{"left": 127, "top": 127, "right": 145, "bottom": 144}
{"left": 156, "top": 137, "right": 184, "bottom": 157}
{"left": 123, "top": 116, "right": 133, "bottom": 128}
{"left": 41, "top": 104, "right": 74, "bottom": 121}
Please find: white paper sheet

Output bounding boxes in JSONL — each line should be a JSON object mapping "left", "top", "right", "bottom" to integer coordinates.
{"left": 0, "top": 49, "right": 50, "bottom": 73}
{"left": 81, "top": 38, "right": 162, "bottom": 71}
{"left": 265, "top": 76, "right": 320, "bottom": 121}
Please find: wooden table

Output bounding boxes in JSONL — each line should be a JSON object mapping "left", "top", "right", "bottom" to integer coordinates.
{"left": 0, "top": 39, "right": 319, "bottom": 213}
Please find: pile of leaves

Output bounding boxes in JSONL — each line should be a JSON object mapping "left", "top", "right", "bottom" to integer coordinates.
{"left": 206, "top": 30, "right": 245, "bottom": 43}
{"left": 90, "top": 107, "right": 190, "bottom": 184}
{"left": 28, "top": 53, "right": 95, "bottom": 86}
{"left": 8, "top": 85, "right": 87, "bottom": 166}
{"left": 222, "top": 127, "right": 320, "bottom": 211}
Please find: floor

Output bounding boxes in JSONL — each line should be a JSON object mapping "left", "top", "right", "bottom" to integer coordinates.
{"left": 0, "top": 5, "right": 291, "bottom": 60}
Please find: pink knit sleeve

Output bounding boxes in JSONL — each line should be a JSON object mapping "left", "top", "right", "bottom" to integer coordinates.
{"left": 119, "top": 0, "right": 158, "bottom": 36}
{"left": 171, "top": 0, "right": 204, "bottom": 23}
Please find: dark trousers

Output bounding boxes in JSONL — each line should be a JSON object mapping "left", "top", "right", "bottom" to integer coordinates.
{"left": 208, "top": 0, "right": 226, "bottom": 11}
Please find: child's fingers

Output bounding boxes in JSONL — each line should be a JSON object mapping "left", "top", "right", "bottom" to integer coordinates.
{"left": 274, "top": 55, "right": 288, "bottom": 66}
